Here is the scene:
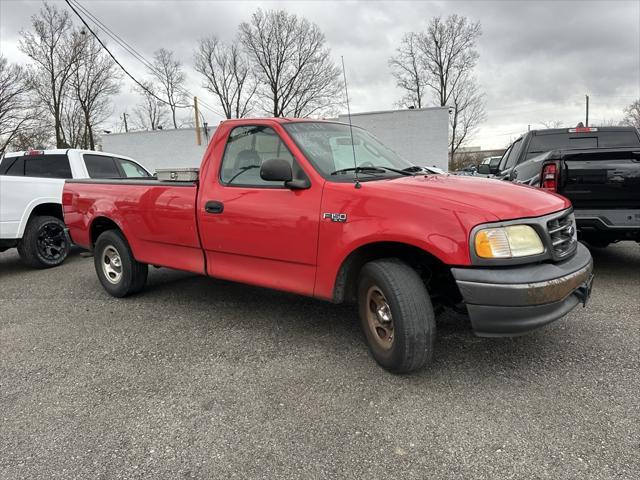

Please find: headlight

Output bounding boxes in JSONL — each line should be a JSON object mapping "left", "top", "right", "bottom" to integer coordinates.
{"left": 474, "top": 225, "right": 544, "bottom": 259}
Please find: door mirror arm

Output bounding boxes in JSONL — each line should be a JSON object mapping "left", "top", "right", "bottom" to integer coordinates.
{"left": 285, "top": 178, "right": 311, "bottom": 190}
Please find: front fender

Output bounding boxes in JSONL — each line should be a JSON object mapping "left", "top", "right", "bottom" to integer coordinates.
{"left": 313, "top": 214, "right": 475, "bottom": 301}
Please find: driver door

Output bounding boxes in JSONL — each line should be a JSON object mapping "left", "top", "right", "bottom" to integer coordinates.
{"left": 198, "top": 125, "right": 323, "bottom": 296}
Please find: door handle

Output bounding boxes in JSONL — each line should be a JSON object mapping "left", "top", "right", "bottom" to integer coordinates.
{"left": 205, "top": 200, "right": 224, "bottom": 214}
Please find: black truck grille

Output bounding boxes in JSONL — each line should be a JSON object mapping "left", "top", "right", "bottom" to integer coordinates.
{"left": 547, "top": 212, "right": 577, "bottom": 258}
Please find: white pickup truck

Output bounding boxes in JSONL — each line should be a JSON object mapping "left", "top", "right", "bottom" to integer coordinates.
{"left": 0, "top": 149, "right": 150, "bottom": 268}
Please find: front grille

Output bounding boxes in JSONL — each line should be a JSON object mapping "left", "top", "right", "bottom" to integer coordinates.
{"left": 547, "top": 212, "right": 577, "bottom": 258}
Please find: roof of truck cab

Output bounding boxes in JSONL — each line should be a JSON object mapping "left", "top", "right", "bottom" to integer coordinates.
{"left": 220, "top": 117, "right": 338, "bottom": 125}
{"left": 2, "top": 149, "right": 136, "bottom": 159}
{"left": 531, "top": 126, "right": 639, "bottom": 135}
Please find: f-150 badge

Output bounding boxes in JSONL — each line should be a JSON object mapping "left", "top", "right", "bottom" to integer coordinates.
{"left": 323, "top": 213, "right": 347, "bottom": 223}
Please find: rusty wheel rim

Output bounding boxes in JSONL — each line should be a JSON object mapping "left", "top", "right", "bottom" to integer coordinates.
{"left": 366, "top": 286, "right": 394, "bottom": 351}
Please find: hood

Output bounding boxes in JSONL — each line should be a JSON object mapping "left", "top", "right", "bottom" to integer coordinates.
{"left": 373, "top": 174, "right": 570, "bottom": 221}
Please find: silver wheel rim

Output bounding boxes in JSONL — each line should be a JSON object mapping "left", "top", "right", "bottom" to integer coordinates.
{"left": 102, "top": 245, "right": 123, "bottom": 284}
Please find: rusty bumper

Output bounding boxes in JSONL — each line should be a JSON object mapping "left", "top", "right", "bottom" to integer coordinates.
{"left": 451, "top": 243, "right": 593, "bottom": 337}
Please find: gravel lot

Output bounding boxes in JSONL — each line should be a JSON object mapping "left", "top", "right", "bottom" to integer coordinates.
{"left": 1, "top": 243, "right": 639, "bottom": 479}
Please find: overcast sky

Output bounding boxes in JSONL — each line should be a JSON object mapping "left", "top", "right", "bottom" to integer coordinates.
{"left": 1, "top": 0, "right": 639, "bottom": 149}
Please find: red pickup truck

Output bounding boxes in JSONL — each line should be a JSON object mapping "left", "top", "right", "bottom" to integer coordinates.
{"left": 63, "top": 119, "right": 594, "bottom": 373}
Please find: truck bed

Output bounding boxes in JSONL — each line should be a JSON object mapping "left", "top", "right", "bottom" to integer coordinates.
{"left": 64, "top": 179, "right": 205, "bottom": 273}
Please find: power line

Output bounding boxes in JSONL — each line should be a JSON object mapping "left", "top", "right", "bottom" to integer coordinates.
{"left": 63, "top": 0, "right": 177, "bottom": 109}
{"left": 67, "top": 0, "right": 225, "bottom": 118}
{"left": 69, "top": 0, "right": 189, "bottom": 107}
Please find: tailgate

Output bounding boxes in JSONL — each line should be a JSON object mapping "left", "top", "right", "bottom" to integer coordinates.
{"left": 562, "top": 150, "right": 640, "bottom": 209}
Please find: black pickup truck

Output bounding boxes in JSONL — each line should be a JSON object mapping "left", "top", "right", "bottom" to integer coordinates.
{"left": 479, "top": 126, "right": 640, "bottom": 247}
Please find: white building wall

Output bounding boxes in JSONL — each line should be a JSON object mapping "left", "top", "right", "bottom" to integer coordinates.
{"left": 102, "top": 107, "right": 450, "bottom": 173}
{"left": 338, "top": 107, "right": 449, "bottom": 171}
{"left": 102, "top": 128, "right": 211, "bottom": 173}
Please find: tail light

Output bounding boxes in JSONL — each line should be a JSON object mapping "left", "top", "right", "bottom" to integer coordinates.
{"left": 568, "top": 127, "right": 597, "bottom": 133}
{"left": 25, "top": 149, "right": 44, "bottom": 156}
{"left": 541, "top": 162, "right": 559, "bottom": 192}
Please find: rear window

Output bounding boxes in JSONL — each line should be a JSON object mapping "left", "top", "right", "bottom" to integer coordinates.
{"left": 84, "top": 154, "right": 121, "bottom": 179}
{"left": 24, "top": 155, "right": 72, "bottom": 178}
{"left": 598, "top": 131, "right": 640, "bottom": 147}
{"left": 527, "top": 131, "right": 640, "bottom": 159}
{"left": 0, "top": 157, "right": 25, "bottom": 176}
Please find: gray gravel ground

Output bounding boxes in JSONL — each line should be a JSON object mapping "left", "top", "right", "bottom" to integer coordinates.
{"left": 1, "top": 243, "right": 639, "bottom": 479}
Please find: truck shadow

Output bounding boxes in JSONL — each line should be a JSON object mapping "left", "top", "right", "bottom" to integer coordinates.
{"left": 0, "top": 247, "right": 86, "bottom": 277}
{"left": 138, "top": 267, "right": 585, "bottom": 379}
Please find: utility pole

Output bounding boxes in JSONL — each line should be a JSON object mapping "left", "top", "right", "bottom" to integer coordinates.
{"left": 194, "top": 97, "right": 201, "bottom": 146}
{"left": 122, "top": 112, "right": 128, "bottom": 133}
{"left": 585, "top": 94, "right": 589, "bottom": 127}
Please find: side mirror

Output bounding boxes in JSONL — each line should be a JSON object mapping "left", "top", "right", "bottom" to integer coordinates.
{"left": 260, "top": 158, "right": 311, "bottom": 190}
{"left": 477, "top": 164, "right": 491, "bottom": 175}
{"left": 261, "top": 158, "right": 292, "bottom": 182}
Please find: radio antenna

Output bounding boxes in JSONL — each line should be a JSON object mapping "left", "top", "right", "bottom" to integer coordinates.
{"left": 341, "top": 56, "right": 360, "bottom": 189}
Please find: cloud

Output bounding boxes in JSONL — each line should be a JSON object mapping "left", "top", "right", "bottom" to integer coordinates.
{"left": 1, "top": 0, "right": 638, "bottom": 148}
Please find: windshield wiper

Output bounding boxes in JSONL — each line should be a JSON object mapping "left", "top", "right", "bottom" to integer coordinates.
{"left": 401, "top": 165, "right": 427, "bottom": 173}
{"left": 330, "top": 166, "right": 412, "bottom": 176}
{"left": 330, "top": 166, "right": 385, "bottom": 176}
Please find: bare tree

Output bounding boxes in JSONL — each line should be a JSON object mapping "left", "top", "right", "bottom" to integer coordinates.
{"left": 391, "top": 15, "right": 485, "bottom": 161}
{"left": 389, "top": 32, "right": 427, "bottom": 109}
{"left": 622, "top": 99, "right": 640, "bottom": 129}
{"left": 0, "top": 56, "right": 38, "bottom": 154}
{"left": 194, "top": 36, "right": 256, "bottom": 119}
{"left": 539, "top": 120, "right": 564, "bottom": 129}
{"left": 449, "top": 76, "right": 486, "bottom": 159}
{"left": 69, "top": 33, "right": 121, "bottom": 149}
{"left": 149, "top": 48, "right": 187, "bottom": 128}
{"left": 417, "top": 15, "right": 482, "bottom": 107}
{"left": 60, "top": 99, "right": 85, "bottom": 149}
{"left": 19, "top": 2, "right": 81, "bottom": 148}
{"left": 239, "top": 9, "right": 342, "bottom": 117}
{"left": 594, "top": 118, "right": 623, "bottom": 127}
{"left": 132, "top": 81, "right": 168, "bottom": 131}
{"left": 6, "top": 122, "right": 53, "bottom": 151}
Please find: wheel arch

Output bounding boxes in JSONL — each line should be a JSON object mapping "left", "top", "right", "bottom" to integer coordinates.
{"left": 18, "top": 200, "right": 63, "bottom": 237}
{"left": 90, "top": 216, "right": 124, "bottom": 247}
{"left": 332, "top": 240, "right": 462, "bottom": 307}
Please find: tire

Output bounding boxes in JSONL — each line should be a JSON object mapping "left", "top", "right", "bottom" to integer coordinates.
{"left": 357, "top": 258, "right": 435, "bottom": 373}
{"left": 17, "top": 215, "right": 70, "bottom": 269}
{"left": 94, "top": 230, "right": 148, "bottom": 297}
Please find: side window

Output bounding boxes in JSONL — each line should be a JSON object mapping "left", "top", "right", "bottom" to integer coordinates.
{"left": 220, "top": 126, "right": 300, "bottom": 187}
{"left": 498, "top": 146, "right": 512, "bottom": 171}
{"left": 84, "top": 154, "right": 122, "bottom": 179}
{"left": 1, "top": 157, "right": 25, "bottom": 176}
{"left": 116, "top": 158, "right": 149, "bottom": 178}
{"left": 503, "top": 139, "right": 523, "bottom": 170}
{"left": 25, "top": 155, "right": 72, "bottom": 178}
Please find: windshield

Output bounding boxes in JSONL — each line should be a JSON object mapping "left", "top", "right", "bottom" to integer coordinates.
{"left": 283, "top": 122, "right": 414, "bottom": 180}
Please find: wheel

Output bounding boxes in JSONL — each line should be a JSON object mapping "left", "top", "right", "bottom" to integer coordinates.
{"left": 94, "top": 230, "right": 148, "bottom": 297}
{"left": 17, "top": 215, "right": 70, "bottom": 268}
{"left": 357, "top": 258, "right": 435, "bottom": 373}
